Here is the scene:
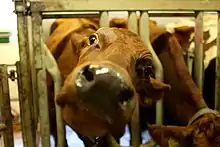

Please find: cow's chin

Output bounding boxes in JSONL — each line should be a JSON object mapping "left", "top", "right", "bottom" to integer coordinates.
{"left": 62, "top": 101, "right": 134, "bottom": 137}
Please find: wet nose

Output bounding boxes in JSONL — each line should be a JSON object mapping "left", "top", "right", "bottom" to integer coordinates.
{"left": 74, "top": 64, "right": 134, "bottom": 121}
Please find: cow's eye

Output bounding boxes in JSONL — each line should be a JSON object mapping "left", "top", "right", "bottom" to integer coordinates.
{"left": 89, "top": 34, "right": 97, "bottom": 45}
{"left": 135, "top": 58, "right": 153, "bottom": 78}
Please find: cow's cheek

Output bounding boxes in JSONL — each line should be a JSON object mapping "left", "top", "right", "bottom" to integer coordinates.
{"left": 122, "top": 94, "right": 137, "bottom": 122}
{"left": 62, "top": 104, "right": 109, "bottom": 137}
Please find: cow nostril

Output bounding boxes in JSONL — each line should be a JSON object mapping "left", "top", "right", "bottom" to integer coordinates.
{"left": 82, "top": 66, "right": 94, "bottom": 82}
{"left": 119, "top": 88, "right": 134, "bottom": 103}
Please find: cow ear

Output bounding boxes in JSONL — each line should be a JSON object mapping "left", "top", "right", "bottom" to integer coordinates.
{"left": 144, "top": 77, "right": 171, "bottom": 104}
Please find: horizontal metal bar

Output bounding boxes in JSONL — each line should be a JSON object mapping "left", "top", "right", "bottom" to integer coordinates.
{"left": 41, "top": 11, "right": 198, "bottom": 19}
{"left": 149, "top": 12, "right": 196, "bottom": 17}
{"left": 30, "top": 0, "right": 220, "bottom": 12}
{"left": 42, "top": 11, "right": 100, "bottom": 19}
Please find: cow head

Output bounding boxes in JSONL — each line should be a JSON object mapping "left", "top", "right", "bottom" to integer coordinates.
{"left": 55, "top": 27, "right": 170, "bottom": 137}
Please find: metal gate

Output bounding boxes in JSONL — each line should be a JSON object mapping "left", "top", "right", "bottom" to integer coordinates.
{"left": 0, "top": 0, "right": 220, "bottom": 146}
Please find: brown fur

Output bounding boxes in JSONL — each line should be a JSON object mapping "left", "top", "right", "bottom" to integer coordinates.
{"left": 109, "top": 18, "right": 220, "bottom": 147}
{"left": 46, "top": 18, "right": 170, "bottom": 146}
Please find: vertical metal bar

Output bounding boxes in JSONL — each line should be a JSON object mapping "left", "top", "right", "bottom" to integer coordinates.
{"left": 127, "top": 11, "right": 140, "bottom": 147}
{"left": 42, "top": 40, "right": 66, "bottom": 147}
{"left": 0, "top": 65, "right": 14, "bottom": 147}
{"left": 139, "top": 11, "right": 164, "bottom": 125}
{"left": 194, "top": 12, "right": 204, "bottom": 90}
{"left": 17, "top": 13, "right": 36, "bottom": 147}
{"left": 27, "top": 15, "right": 39, "bottom": 131}
{"left": 99, "top": 11, "right": 109, "bottom": 27}
{"left": 128, "top": 11, "right": 138, "bottom": 34}
{"left": 32, "top": 13, "right": 51, "bottom": 147}
{"left": 215, "top": 13, "right": 220, "bottom": 110}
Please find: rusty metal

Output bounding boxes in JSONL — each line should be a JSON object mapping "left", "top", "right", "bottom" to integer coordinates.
{"left": 100, "top": 11, "right": 109, "bottom": 27}
{"left": 194, "top": 12, "right": 204, "bottom": 90}
{"left": 0, "top": 65, "right": 14, "bottom": 147}
{"left": 16, "top": 11, "right": 37, "bottom": 147}
{"left": 31, "top": 12, "right": 51, "bottom": 147}
{"left": 215, "top": 13, "right": 220, "bottom": 111}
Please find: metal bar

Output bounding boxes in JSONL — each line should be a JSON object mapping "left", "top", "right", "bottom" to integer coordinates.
{"left": 42, "top": 11, "right": 100, "bottom": 19}
{"left": 42, "top": 39, "right": 66, "bottom": 147}
{"left": 127, "top": 11, "right": 140, "bottom": 147}
{"left": 148, "top": 12, "right": 196, "bottom": 17}
{"left": 41, "top": 11, "right": 196, "bottom": 19}
{"left": 215, "top": 13, "right": 220, "bottom": 110}
{"left": 0, "top": 65, "right": 14, "bottom": 147}
{"left": 30, "top": 0, "right": 220, "bottom": 12}
{"left": 27, "top": 15, "right": 39, "bottom": 137}
{"left": 17, "top": 12, "right": 37, "bottom": 147}
{"left": 139, "top": 11, "right": 164, "bottom": 125}
{"left": 128, "top": 11, "right": 138, "bottom": 34}
{"left": 99, "top": 11, "right": 109, "bottom": 27}
{"left": 194, "top": 12, "right": 204, "bottom": 90}
{"left": 32, "top": 12, "right": 51, "bottom": 147}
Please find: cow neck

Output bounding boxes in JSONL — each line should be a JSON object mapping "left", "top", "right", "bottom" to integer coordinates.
{"left": 168, "top": 35, "right": 208, "bottom": 122}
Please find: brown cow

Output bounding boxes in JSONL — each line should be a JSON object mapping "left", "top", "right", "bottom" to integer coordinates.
{"left": 110, "top": 17, "right": 220, "bottom": 147}
{"left": 147, "top": 29, "right": 220, "bottom": 147}
{"left": 46, "top": 18, "right": 170, "bottom": 146}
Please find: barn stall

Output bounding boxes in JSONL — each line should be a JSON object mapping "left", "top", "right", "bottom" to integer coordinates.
{"left": 0, "top": 0, "right": 220, "bottom": 146}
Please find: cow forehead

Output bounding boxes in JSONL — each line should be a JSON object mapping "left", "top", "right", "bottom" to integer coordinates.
{"left": 96, "top": 27, "right": 118, "bottom": 44}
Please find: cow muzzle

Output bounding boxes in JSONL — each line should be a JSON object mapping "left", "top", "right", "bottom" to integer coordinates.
{"left": 56, "top": 61, "right": 136, "bottom": 125}
{"left": 75, "top": 63, "right": 134, "bottom": 121}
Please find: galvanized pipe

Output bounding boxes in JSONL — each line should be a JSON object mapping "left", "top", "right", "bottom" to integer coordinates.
{"left": 42, "top": 39, "right": 66, "bottom": 147}
{"left": 128, "top": 11, "right": 140, "bottom": 147}
{"left": 99, "top": 11, "right": 109, "bottom": 27}
{"left": 16, "top": 13, "right": 37, "bottom": 147}
{"left": 32, "top": 13, "right": 51, "bottom": 147}
{"left": 128, "top": 11, "right": 138, "bottom": 34}
{"left": 27, "top": 15, "right": 39, "bottom": 135}
{"left": 139, "top": 11, "right": 164, "bottom": 125}
{"left": 194, "top": 12, "right": 204, "bottom": 90}
{"left": 0, "top": 65, "right": 14, "bottom": 147}
{"left": 215, "top": 13, "right": 220, "bottom": 110}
